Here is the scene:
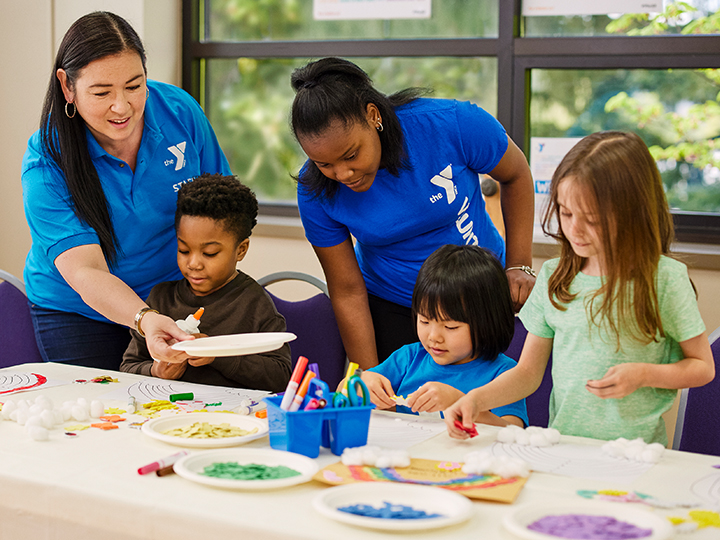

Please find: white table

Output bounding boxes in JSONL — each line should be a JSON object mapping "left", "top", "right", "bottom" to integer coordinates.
{"left": 0, "top": 362, "right": 718, "bottom": 540}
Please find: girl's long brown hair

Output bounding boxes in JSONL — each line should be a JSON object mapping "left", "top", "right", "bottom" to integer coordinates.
{"left": 542, "top": 131, "right": 674, "bottom": 346}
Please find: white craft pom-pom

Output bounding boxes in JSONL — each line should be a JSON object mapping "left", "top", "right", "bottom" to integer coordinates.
{"left": 25, "top": 415, "right": 44, "bottom": 431}
{"left": 61, "top": 405, "right": 73, "bottom": 422}
{"left": 625, "top": 445, "right": 644, "bottom": 460}
{"left": 28, "top": 425, "right": 49, "bottom": 441}
{"left": 375, "top": 456, "right": 392, "bottom": 469}
{"left": 545, "top": 428, "right": 561, "bottom": 444}
{"left": 16, "top": 400, "right": 30, "bottom": 410}
{"left": 515, "top": 430, "right": 531, "bottom": 445}
{"left": 90, "top": 400, "right": 104, "bottom": 418}
{"left": 496, "top": 426, "right": 517, "bottom": 443}
{"left": 390, "top": 451, "right": 410, "bottom": 468}
{"left": 52, "top": 409, "right": 63, "bottom": 425}
{"left": 648, "top": 443, "right": 665, "bottom": 455}
{"left": 35, "top": 396, "right": 53, "bottom": 410}
{"left": 29, "top": 403, "right": 44, "bottom": 416}
{"left": 71, "top": 405, "right": 89, "bottom": 422}
{"left": 640, "top": 449, "right": 660, "bottom": 463}
{"left": 40, "top": 409, "right": 55, "bottom": 429}
{"left": 1, "top": 400, "right": 16, "bottom": 420}
{"left": 15, "top": 410, "right": 29, "bottom": 425}
{"left": 9, "top": 409, "right": 20, "bottom": 422}
{"left": 529, "top": 433, "right": 550, "bottom": 447}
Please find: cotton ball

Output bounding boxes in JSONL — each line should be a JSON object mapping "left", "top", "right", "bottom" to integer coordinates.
{"left": 27, "top": 425, "right": 49, "bottom": 441}
{"left": 52, "top": 410, "right": 63, "bottom": 425}
{"left": 390, "top": 451, "right": 411, "bottom": 468}
{"left": 1, "top": 400, "right": 16, "bottom": 420}
{"left": 497, "top": 426, "right": 517, "bottom": 444}
{"left": 35, "top": 396, "right": 53, "bottom": 410}
{"left": 529, "top": 433, "right": 551, "bottom": 447}
{"left": 624, "top": 445, "right": 644, "bottom": 460}
{"left": 515, "top": 430, "right": 531, "bottom": 445}
{"left": 24, "top": 415, "right": 44, "bottom": 431}
{"left": 40, "top": 409, "right": 56, "bottom": 429}
{"left": 76, "top": 398, "right": 89, "bottom": 415}
{"left": 647, "top": 443, "right": 665, "bottom": 455}
{"left": 526, "top": 426, "right": 543, "bottom": 435}
{"left": 71, "top": 405, "right": 89, "bottom": 422}
{"left": 90, "top": 400, "right": 104, "bottom": 418}
{"left": 16, "top": 400, "right": 30, "bottom": 410}
{"left": 545, "top": 428, "right": 561, "bottom": 444}
{"left": 341, "top": 448, "right": 364, "bottom": 466}
{"left": 9, "top": 409, "right": 21, "bottom": 422}
{"left": 640, "top": 449, "right": 660, "bottom": 463}
{"left": 15, "top": 410, "right": 29, "bottom": 426}
{"left": 62, "top": 400, "right": 75, "bottom": 409}
{"left": 61, "top": 404, "right": 73, "bottom": 421}
{"left": 361, "top": 447, "right": 380, "bottom": 466}
{"left": 375, "top": 455, "right": 392, "bottom": 469}
{"left": 29, "top": 403, "right": 44, "bottom": 416}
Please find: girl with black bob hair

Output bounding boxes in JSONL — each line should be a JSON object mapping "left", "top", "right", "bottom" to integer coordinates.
{"left": 22, "top": 11, "right": 231, "bottom": 370}
{"left": 356, "top": 244, "right": 527, "bottom": 425}
{"left": 290, "top": 57, "right": 536, "bottom": 371}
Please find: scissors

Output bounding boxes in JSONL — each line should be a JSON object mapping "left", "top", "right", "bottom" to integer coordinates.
{"left": 331, "top": 375, "right": 370, "bottom": 408}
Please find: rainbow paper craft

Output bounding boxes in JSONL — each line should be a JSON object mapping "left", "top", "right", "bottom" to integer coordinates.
{"left": 314, "top": 457, "right": 527, "bottom": 503}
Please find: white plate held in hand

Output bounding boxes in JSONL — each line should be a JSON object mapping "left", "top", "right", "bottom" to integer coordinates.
{"left": 171, "top": 332, "right": 296, "bottom": 357}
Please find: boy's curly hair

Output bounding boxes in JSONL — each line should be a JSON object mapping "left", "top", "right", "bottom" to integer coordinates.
{"left": 175, "top": 173, "right": 258, "bottom": 243}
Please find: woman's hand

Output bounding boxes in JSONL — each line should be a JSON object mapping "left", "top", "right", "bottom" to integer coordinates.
{"left": 151, "top": 358, "right": 188, "bottom": 380}
{"left": 142, "top": 311, "right": 194, "bottom": 363}
{"left": 360, "top": 371, "right": 396, "bottom": 409}
{"left": 407, "top": 382, "right": 463, "bottom": 413}
{"left": 505, "top": 268, "right": 536, "bottom": 312}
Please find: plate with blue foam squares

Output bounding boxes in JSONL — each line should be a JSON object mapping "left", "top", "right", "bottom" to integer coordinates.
{"left": 171, "top": 332, "right": 296, "bottom": 357}
{"left": 312, "top": 483, "right": 473, "bottom": 531}
{"left": 503, "top": 500, "right": 672, "bottom": 540}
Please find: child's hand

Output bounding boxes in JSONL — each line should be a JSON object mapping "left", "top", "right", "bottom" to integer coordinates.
{"left": 360, "top": 371, "right": 396, "bottom": 409}
{"left": 586, "top": 363, "right": 647, "bottom": 399}
{"left": 186, "top": 334, "right": 215, "bottom": 367}
{"left": 151, "top": 359, "right": 188, "bottom": 380}
{"left": 443, "top": 392, "right": 484, "bottom": 440}
{"left": 407, "top": 382, "right": 464, "bottom": 413}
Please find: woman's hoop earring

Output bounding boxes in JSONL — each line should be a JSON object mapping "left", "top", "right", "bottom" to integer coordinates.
{"left": 376, "top": 121, "right": 383, "bottom": 132}
{"left": 65, "top": 101, "right": 76, "bottom": 119}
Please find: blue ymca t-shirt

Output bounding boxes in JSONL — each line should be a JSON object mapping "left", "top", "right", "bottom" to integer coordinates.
{"left": 369, "top": 342, "right": 528, "bottom": 423}
{"left": 22, "top": 80, "right": 231, "bottom": 322}
{"left": 298, "top": 98, "right": 508, "bottom": 307}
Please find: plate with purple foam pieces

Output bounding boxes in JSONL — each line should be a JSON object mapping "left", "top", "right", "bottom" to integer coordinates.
{"left": 503, "top": 500, "right": 671, "bottom": 540}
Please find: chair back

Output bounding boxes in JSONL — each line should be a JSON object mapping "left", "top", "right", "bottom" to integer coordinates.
{"left": 258, "top": 272, "right": 347, "bottom": 389}
{"left": 672, "top": 326, "right": 720, "bottom": 456}
{"left": 0, "top": 270, "right": 43, "bottom": 368}
{"left": 504, "top": 316, "right": 553, "bottom": 427}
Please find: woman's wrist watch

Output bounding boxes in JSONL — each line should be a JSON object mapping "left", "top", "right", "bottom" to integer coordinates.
{"left": 505, "top": 265, "right": 537, "bottom": 278}
{"left": 134, "top": 307, "right": 159, "bottom": 337}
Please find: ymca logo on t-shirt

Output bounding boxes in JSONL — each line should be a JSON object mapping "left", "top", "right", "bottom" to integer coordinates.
{"left": 166, "top": 141, "right": 187, "bottom": 171}
{"left": 429, "top": 165, "right": 456, "bottom": 204}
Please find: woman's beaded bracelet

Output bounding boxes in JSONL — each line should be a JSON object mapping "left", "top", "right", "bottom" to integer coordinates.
{"left": 134, "top": 307, "right": 159, "bottom": 337}
{"left": 505, "top": 265, "right": 537, "bottom": 278}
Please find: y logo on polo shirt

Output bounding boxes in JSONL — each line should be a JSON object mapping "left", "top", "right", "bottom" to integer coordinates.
{"left": 429, "top": 165, "right": 456, "bottom": 204}
{"left": 167, "top": 141, "right": 187, "bottom": 171}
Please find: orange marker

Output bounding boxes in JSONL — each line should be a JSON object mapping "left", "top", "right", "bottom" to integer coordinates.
{"left": 288, "top": 371, "right": 315, "bottom": 412}
{"left": 280, "top": 356, "right": 309, "bottom": 410}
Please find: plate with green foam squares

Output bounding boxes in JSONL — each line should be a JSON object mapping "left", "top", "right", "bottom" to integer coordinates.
{"left": 173, "top": 448, "right": 318, "bottom": 490}
{"left": 312, "top": 483, "right": 474, "bottom": 531}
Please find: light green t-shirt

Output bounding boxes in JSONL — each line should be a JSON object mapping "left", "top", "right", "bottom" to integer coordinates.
{"left": 519, "top": 256, "right": 705, "bottom": 445}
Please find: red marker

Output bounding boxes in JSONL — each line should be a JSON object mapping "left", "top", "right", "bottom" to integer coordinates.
{"left": 453, "top": 420, "right": 479, "bottom": 438}
{"left": 137, "top": 450, "right": 189, "bottom": 475}
{"left": 280, "top": 356, "right": 309, "bottom": 411}
{"left": 289, "top": 371, "right": 316, "bottom": 412}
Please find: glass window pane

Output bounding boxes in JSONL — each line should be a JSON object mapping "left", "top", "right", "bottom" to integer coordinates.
{"left": 206, "top": 57, "right": 498, "bottom": 204}
{"left": 530, "top": 68, "right": 720, "bottom": 213}
{"left": 207, "top": 0, "right": 498, "bottom": 41}
{"left": 524, "top": 1, "right": 720, "bottom": 37}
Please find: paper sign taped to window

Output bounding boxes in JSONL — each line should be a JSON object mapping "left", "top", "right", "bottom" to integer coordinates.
{"left": 523, "top": 1, "right": 661, "bottom": 16}
{"left": 314, "top": 0, "right": 431, "bottom": 20}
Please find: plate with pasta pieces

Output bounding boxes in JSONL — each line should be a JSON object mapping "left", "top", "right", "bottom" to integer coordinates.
{"left": 171, "top": 332, "right": 296, "bottom": 357}
{"left": 142, "top": 413, "right": 268, "bottom": 448}
{"left": 174, "top": 448, "right": 318, "bottom": 490}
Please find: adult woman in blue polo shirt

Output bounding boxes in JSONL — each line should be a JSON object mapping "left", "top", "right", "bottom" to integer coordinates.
{"left": 21, "top": 12, "right": 231, "bottom": 370}
{"left": 291, "top": 57, "right": 536, "bottom": 371}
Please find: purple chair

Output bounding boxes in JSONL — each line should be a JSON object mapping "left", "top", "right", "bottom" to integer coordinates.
{"left": 0, "top": 270, "right": 43, "bottom": 368}
{"left": 503, "top": 316, "right": 553, "bottom": 427}
{"left": 257, "top": 272, "right": 347, "bottom": 390}
{"left": 672, "top": 326, "right": 720, "bottom": 456}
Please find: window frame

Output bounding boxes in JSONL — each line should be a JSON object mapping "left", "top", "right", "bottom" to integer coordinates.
{"left": 182, "top": 0, "right": 720, "bottom": 243}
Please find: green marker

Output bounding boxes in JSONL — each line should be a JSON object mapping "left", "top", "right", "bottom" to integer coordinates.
{"left": 169, "top": 392, "right": 194, "bottom": 402}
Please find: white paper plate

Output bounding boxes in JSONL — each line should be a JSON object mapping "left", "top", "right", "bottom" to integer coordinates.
{"left": 312, "top": 483, "right": 473, "bottom": 531}
{"left": 173, "top": 448, "right": 318, "bottom": 490}
{"left": 142, "top": 412, "right": 268, "bottom": 448}
{"left": 171, "top": 332, "right": 296, "bottom": 357}
{"left": 503, "top": 500, "right": 672, "bottom": 540}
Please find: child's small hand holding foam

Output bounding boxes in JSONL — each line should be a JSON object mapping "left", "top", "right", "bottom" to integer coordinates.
{"left": 359, "top": 371, "right": 396, "bottom": 410}
{"left": 586, "top": 363, "right": 647, "bottom": 399}
{"left": 185, "top": 333, "right": 216, "bottom": 367}
{"left": 151, "top": 359, "right": 188, "bottom": 380}
{"left": 406, "top": 382, "right": 463, "bottom": 413}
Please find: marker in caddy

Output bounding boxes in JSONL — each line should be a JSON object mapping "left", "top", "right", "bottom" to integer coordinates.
{"left": 280, "top": 356, "right": 308, "bottom": 411}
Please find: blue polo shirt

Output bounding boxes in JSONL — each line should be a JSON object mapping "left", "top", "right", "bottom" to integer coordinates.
{"left": 298, "top": 98, "right": 507, "bottom": 307}
{"left": 22, "top": 80, "right": 231, "bottom": 322}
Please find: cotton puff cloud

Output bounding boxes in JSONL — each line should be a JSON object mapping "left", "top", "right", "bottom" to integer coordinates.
{"left": 462, "top": 449, "right": 530, "bottom": 478}
{"left": 1, "top": 396, "right": 105, "bottom": 441}
{"left": 601, "top": 437, "right": 664, "bottom": 463}
{"left": 341, "top": 445, "right": 411, "bottom": 468}
{"left": 496, "top": 424, "right": 561, "bottom": 446}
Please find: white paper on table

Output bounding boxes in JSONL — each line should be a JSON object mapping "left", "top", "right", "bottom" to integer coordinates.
{"left": 99, "top": 379, "right": 270, "bottom": 411}
{"left": 0, "top": 372, "right": 69, "bottom": 396}
{"left": 366, "top": 411, "right": 447, "bottom": 450}
{"left": 491, "top": 441, "right": 654, "bottom": 483}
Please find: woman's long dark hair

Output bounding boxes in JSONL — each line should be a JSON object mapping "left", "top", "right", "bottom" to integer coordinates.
{"left": 290, "top": 57, "right": 428, "bottom": 200}
{"left": 40, "top": 11, "right": 147, "bottom": 266}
